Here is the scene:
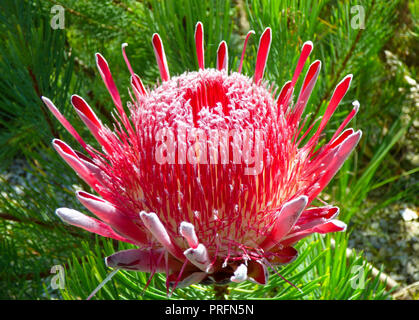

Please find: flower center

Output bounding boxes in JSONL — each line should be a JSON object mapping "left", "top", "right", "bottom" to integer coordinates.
{"left": 106, "top": 69, "right": 301, "bottom": 259}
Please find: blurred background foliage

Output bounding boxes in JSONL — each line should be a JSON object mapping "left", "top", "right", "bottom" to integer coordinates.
{"left": 0, "top": 0, "right": 417, "bottom": 299}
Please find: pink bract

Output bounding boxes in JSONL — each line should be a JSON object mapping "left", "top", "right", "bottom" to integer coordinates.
{"left": 43, "top": 22, "right": 361, "bottom": 290}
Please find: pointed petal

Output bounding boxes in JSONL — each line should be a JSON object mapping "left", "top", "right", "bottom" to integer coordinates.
{"left": 296, "top": 206, "right": 340, "bottom": 226}
{"left": 179, "top": 221, "right": 199, "bottom": 249}
{"left": 216, "top": 41, "right": 228, "bottom": 71}
{"left": 105, "top": 248, "right": 175, "bottom": 272}
{"left": 247, "top": 260, "right": 269, "bottom": 285}
{"left": 313, "top": 220, "right": 347, "bottom": 233}
{"left": 230, "top": 263, "right": 248, "bottom": 283}
{"left": 279, "top": 41, "right": 313, "bottom": 111}
{"left": 280, "top": 220, "right": 347, "bottom": 247}
{"left": 121, "top": 42, "right": 147, "bottom": 101}
{"left": 56, "top": 208, "right": 133, "bottom": 243}
{"left": 73, "top": 150, "right": 108, "bottom": 186}
{"left": 254, "top": 27, "right": 272, "bottom": 84}
{"left": 267, "top": 246, "right": 299, "bottom": 265}
{"left": 309, "top": 128, "right": 355, "bottom": 165}
{"left": 152, "top": 33, "right": 170, "bottom": 81}
{"left": 194, "top": 22, "right": 204, "bottom": 69}
{"left": 261, "top": 195, "right": 308, "bottom": 251}
{"left": 300, "top": 60, "right": 321, "bottom": 96}
{"left": 289, "top": 60, "right": 321, "bottom": 125}
{"left": 184, "top": 243, "right": 213, "bottom": 273}
{"left": 329, "top": 128, "right": 355, "bottom": 149}
{"left": 140, "top": 211, "right": 184, "bottom": 260}
{"left": 52, "top": 139, "right": 100, "bottom": 191}
{"left": 41, "top": 97, "right": 87, "bottom": 149}
{"left": 131, "top": 74, "right": 146, "bottom": 96}
{"left": 289, "top": 207, "right": 341, "bottom": 238}
{"left": 329, "top": 100, "right": 360, "bottom": 144}
{"left": 121, "top": 43, "right": 146, "bottom": 96}
{"left": 71, "top": 95, "right": 101, "bottom": 128}
{"left": 96, "top": 53, "right": 134, "bottom": 136}
{"left": 238, "top": 30, "right": 255, "bottom": 74}
{"left": 291, "top": 41, "right": 313, "bottom": 87}
{"left": 95, "top": 53, "right": 122, "bottom": 112}
{"left": 77, "top": 191, "right": 148, "bottom": 245}
{"left": 305, "top": 74, "right": 353, "bottom": 150}
{"left": 277, "top": 80, "right": 292, "bottom": 112}
{"left": 308, "top": 130, "right": 362, "bottom": 202}
{"left": 71, "top": 95, "right": 112, "bottom": 153}
{"left": 121, "top": 43, "right": 134, "bottom": 75}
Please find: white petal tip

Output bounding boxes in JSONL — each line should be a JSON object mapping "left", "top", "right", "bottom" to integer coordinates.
{"left": 352, "top": 100, "right": 360, "bottom": 112}
{"left": 303, "top": 40, "right": 313, "bottom": 47}
{"left": 104, "top": 256, "right": 112, "bottom": 267}
{"left": 293, "top": 195, "right": 309, "bottom": 206}
{"left": 230, "top": 264, "right": 248, "bottom": 283}
{"left": 334, "top": 220, "right": 347, "bottom": 231}
{"left": 180, "top": 221, "right": 194, "bottom": 231}
{"left": 139, "top": 211, "right": 154, "bottom": 219}
{"left": 55, "top": 208, "right": 65, "bottom": 218}
{"left": 55, "top": 208, "right": 77, "bottom": 223}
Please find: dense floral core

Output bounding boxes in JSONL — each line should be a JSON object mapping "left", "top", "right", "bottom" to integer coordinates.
{"left": 102, "top": 68, "right": 300, "bottom": 260}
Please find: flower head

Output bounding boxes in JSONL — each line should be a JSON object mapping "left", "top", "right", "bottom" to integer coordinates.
{"left": 43, "top": 22, "right": 361, "bottom": 291}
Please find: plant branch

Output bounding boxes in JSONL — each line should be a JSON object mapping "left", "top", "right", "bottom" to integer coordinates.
{"left": 213, "top": 284, "right": 230, "bottom": 300}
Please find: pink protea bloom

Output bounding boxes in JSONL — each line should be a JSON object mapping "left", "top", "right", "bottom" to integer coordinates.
{"left": 43, "top": 22, "right": 361, "bottom": 291}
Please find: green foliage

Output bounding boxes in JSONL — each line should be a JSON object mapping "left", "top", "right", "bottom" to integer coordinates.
{"left": 0, "top": 0, "right": 417, "bottom": 300}
{"left": 145, "top": 0, "right": 236, "bottom": 73}
{"left": 59, "top": 234, "right": 390, "bottom": 300}
{"left": 0, "top": 0, "right": 81, "bottom": 165}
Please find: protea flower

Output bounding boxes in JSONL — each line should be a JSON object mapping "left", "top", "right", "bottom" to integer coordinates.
{"left": 42, "top": 22, "right": 361, "bottom": 293}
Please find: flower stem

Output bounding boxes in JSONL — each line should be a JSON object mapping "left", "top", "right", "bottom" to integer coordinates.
{"left": 213, "top": 284, "right": 230, "bottom": 300}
